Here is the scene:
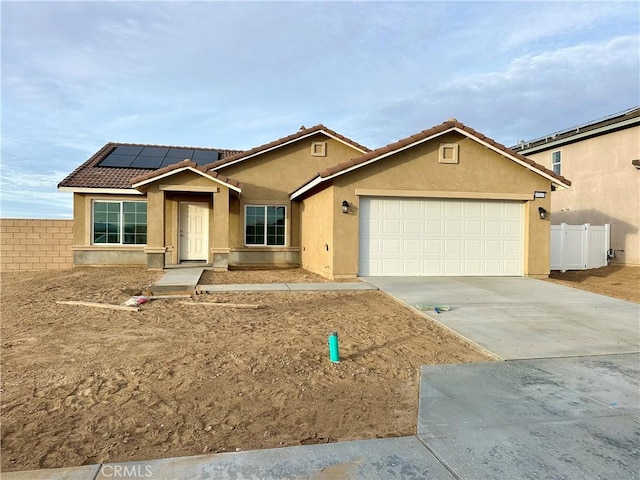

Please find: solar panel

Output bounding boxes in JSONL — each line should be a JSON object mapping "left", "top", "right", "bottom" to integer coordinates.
{"left": 140, "top": 147, "right": 169, "bottom": 157}
{"left": 160, "top": 157, "right": 185, "bottom": 168}
{"left": 112, "top": 146, "right": 144, "bottom": 156}
{"left": 166, "top": 148, "right": 194, "bottom": 159}
{"left": 99, "top": 154, "right": 136, "bottom": 167}
{"left": 129, "top": 156, "right": 165, "bottom": 169}
{"left": 99, "top": 145, "right": 221, "bottom": 169}
{"left": 192, "top": 150, "right": 219, "bottom": 162}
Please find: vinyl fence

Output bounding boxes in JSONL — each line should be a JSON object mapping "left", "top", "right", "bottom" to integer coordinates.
{"left": 550, "top": 223, "right": 610, "bottom": 272}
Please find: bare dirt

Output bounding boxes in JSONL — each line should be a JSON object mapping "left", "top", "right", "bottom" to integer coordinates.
{"left": 544, "top": 265, "right": 639, "bottom": 303}
{"left": 1, "top": 267, "right": 489, "bottom": 472}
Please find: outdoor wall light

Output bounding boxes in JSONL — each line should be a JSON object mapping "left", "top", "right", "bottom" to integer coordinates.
{"left": 342, "top": 200, "right": 350, "bottom": 214}
{"left": 538, "top": 207, "right": 547, "bottom": 219}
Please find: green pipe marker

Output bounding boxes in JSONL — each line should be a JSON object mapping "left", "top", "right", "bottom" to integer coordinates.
{"left": 328, "top": 331, "right": 340, "bottom": 363}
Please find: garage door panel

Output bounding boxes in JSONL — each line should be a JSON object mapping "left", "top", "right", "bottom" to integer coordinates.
{"left": 465, "top": 239, "right": 482, "bottom": 255}
{"left": 504, "top": 240, "right": 521, "bottom": 255}
{"left": 403, "top": 259, "right": 422, "bottom": 275}
{"left": 359, "top": 197, "right": 523, "bottom": 276}
{"left": 382, "top": 238, "right": 402, "bottom": 254}
{"left": 464, "top": 259, "right": 482, "bottom": 274}
{"left": 484, "top": 221, "right": 501, "bottom": 235}
{"left": 404, "top": 239, "right": 421, "bottom": 255}
{"left": 383, "top": 218, "right": 402, "bottom": 234}
{"left": 503, "top": 220, "right": 521, "bottom": 236}
{"left": 425, "top": 220, "right": 443, "bottom": 234}
{"left": 425, "top": 239, "right": 442, "bottom": 254}
{"left": 465, "top": 220, "right": 482, "bottom": 235}
{"left": 445, "top": 239, "right": 462, "bottom": 254}
{"left": 445, "top": 220, "right": 462, "bottom": 235}
{"left": 404, "top": 219, "right": 422, "bottom": 235}
{"left": 444, "top": 259, "right": 462, "bottom": 275}
{"left": 484, "top": 240, "right": 501, "bottom": 255}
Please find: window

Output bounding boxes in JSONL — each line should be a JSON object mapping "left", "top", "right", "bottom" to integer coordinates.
{"left": 93, "top": 201, "right": 147, "bottom": 245}
{"left": 245, "top": 205, "right": 286, "bottom": 246}
{"left": 552, "top": 151, "right": 561, "bottom": 175}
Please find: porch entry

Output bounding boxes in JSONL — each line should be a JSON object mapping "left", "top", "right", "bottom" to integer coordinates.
{"left": 179, "top": 202, "right": 209, "bottom": 262}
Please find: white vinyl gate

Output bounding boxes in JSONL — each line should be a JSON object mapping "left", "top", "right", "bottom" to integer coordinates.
{"left": 550, "top": 223, "right": 610, "bottom": 272}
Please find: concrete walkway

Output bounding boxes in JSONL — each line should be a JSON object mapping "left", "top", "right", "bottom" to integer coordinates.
{"left": 150, "top": 267, "right": 204, "bottom": 294}
{"left": 4, "top": 277, "right": 639, "bottom": 479}
{"left": 364, "top": 276, "right": 640, "bottom": 359}
{"left": 197, "top": 282, "right": 377, "bottom": 293}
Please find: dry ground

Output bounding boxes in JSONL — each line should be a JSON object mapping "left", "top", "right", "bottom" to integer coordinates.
{"left": 1, "top": 267, "right": 488, "bottom": 472}
{"left": 544, "top": 265, "right": 639, "bottom": 303}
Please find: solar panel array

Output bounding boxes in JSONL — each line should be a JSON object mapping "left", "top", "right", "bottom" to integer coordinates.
{"left": 99, "top": 146, "right": 220, "bottom": 169}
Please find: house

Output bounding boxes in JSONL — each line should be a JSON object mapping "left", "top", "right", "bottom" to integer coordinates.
{"left": 58, "top": 120, "right": 570, "bottom": 278}
{"left": 513, "top": 107, "right": 640, "bottom": 267}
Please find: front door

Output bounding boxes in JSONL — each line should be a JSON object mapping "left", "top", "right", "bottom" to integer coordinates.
{"left": 179, "top": 202, "right": 209, "bottom": 261}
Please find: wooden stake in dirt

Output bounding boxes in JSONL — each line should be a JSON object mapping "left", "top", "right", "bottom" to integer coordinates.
{"left": 56, "top": 301, "right": 139, "bottom": 312}
{"left": 178, "top": 301, "right": 260, "bottom": 309}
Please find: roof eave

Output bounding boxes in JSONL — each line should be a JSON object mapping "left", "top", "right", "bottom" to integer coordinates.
{"left": 57, "top": 186, "right": 143, "bottom": 195}
{"left": 515, "top": 115, "right": 640, "bottom": 154}
{"left": 291, "top": 125, "right": 571, "bottom": 199}
{"left": 212, "top": 128, "right": 369, "bottom": 171}
{"left": 131, "top": 166, "right": 242, "bottom": 193}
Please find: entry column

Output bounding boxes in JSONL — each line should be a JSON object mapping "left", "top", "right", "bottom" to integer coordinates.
{"left": 212, "top": 186, "right": 230, "bottom": 271}
{"left": 144, "top": 187, "right": 166, "bottom": 269}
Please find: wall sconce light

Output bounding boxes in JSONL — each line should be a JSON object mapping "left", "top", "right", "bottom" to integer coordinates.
{"left": 538, "top": 207, "right": 547, "bottom": 219}
{"left": 341, "top": 200, "right": 350, "bottom": 214}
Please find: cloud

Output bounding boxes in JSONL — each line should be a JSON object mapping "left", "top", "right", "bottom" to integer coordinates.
{"left": 344, "top": 34, "right": 639, "bottom": 147}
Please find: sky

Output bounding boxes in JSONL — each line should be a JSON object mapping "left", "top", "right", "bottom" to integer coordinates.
{"left": 1, "top": 1, "right": 638, "bottom": 219}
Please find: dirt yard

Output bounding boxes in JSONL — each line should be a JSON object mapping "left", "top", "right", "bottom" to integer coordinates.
{"left": 1, "top": 267, "right": 488, "bottom": 472}
{"left": 544, "top": 265, "right": 639, "bottom": 303}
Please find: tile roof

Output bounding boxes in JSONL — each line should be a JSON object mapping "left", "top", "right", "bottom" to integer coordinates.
{"left": 291, "top": 119, "right": 571, "bottom": 199}
{"left": 58, "top": 142, "right": 242, "bottom": 190}
{"left": 129, "top": 160, "right": 242, "bottom": 190}
{"left": 206, "top": 124, "right": 371, "bottom": 170}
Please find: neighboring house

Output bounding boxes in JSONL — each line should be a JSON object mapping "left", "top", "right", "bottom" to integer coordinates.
{"left": 58, "top": 120, "right": 570, "bottom": 278}
{"left": 513, "top": 107, "right": 640, "bottom": 267}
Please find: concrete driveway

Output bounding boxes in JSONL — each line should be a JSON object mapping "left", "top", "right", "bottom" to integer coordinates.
{"left": 363, "top": 276, "right": 640, "bottom": 359}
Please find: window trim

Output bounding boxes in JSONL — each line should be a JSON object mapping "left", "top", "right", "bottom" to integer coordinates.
{"left": 552, "top": 151, "right": 561, "bottom": 175}
{"left": 244, "top": 204, "right": 287, "bottom": 247}
{"left": 92, "top": 199, "right": 148, "bottom": 246}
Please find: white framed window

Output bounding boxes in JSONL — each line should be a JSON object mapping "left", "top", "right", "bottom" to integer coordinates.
{"left": 244, "top": 205, "right": 286, "bottom": 246}
{"left": 552, "top": 151, "right": 561, "bottom": 175}
{"left": 92, "top": 200, "right": 147, "bottom": 245}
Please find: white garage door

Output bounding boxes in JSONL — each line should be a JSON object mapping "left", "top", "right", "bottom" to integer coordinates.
{"left": 359, "top": 197, "right": 523, "bottom": 276}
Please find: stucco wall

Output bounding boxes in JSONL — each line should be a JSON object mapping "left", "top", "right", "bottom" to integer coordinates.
{"left": 305, "top": 132, "right": 552, "bottom": 278}
{"left": 524, "top": 126, "right": 639, "bottom": 266}
{"left": 219, "top": 133, "right": 364, "bottom": 251}
{"left": 0, "top": 219, "right": 73, "bottom": 272}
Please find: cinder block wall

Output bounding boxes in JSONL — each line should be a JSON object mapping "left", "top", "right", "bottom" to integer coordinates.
{"left": 0, "top": 219, "right": 73, "bottom": 272}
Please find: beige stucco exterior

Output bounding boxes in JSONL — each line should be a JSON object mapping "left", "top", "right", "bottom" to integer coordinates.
{"left": 215, "top": 133, "right": 364, "bottom": 268}
{"left": 522, "top": 125, "right": 639, "bottom": 266}
{"left": 64, "top": 124, "right": 563, "bottom": 275}
{"left": 69, "top": 132, "right": 366, "bottom": 269}
{"left": 300, "top": 132, "right": 553, "bottom": 279}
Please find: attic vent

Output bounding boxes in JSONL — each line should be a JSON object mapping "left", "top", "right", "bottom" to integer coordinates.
{"left": 439, "top": 143, "right": 459, "bottom": 164}
{"left": 311, "top": 142, "right": 326, "bottom": 157}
